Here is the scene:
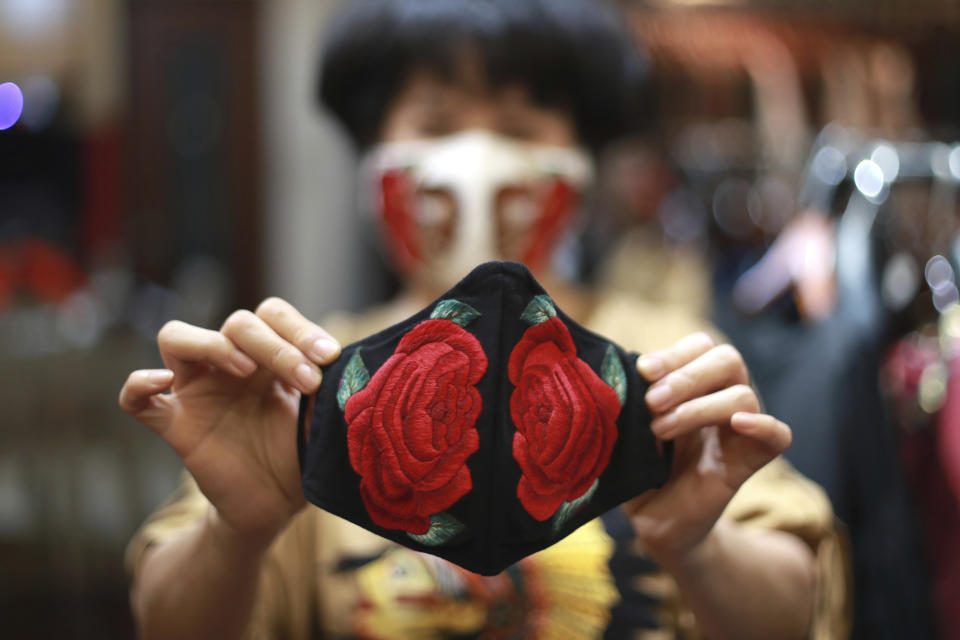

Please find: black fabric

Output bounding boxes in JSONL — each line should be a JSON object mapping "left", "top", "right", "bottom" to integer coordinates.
{"left": 601, "top": 509, "right": 663, "bottom": 636}
{"left": 712, "top": 283, "right": 936, "bottom": 640}
{"left": 298, "top": 261, "right": 671, "bottom": 575}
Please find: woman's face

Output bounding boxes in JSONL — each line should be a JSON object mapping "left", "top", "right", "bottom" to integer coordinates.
{"left": 368, "top": 66, "right": 589, "bottom": 295}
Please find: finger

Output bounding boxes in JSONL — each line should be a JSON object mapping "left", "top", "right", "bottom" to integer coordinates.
{"left": 645, "top": 343, "right": 749, "bottom": 413}
{"left": 730, "top": 412, "right": 793, "bottom": 457}
{"left": 637, "top": 332, "right": 716, "bottom": 382}
{"left": 650, "top": 384, "right": 760, "bottom": 439}
{"left": 118, "top": 369, "right": 176, "bottom": 432}
{"left": 255, "top": 297, "right": 340, "bottom": 365}
{"left": 221, "top": 309, "right": 322, "bottom": 393}
{"left": 158, "top": 320, "right": 257, "bottom": 380}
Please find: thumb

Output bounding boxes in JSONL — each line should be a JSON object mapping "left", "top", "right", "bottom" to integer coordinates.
{"left": 727, "top": 412, "right": 792, "bottom": 484}
{"left": 119, "top": 369, "right": 177, "bottom": 433}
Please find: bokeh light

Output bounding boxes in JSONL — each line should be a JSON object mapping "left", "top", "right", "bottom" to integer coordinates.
{"left": 811, "top": 145, "right": 847, "bottom": 186}
{"left": 925, "top": 255, "right": 955, "bottom": 289}
{"left": 853, "top": 159, "right": 885, "bottom": 200}
{"left": 871, "top": 143, "right": 900, "bottom": 183}
{"left": 949, "top": 145, "right": 960, "bottom": 180}
{"left": 0, "top": 82, "right": 24, "bottom": 130}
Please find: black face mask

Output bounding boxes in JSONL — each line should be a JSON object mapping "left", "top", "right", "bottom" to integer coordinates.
{"left": 299, "top": 261, "right": 671, "bottom": 575}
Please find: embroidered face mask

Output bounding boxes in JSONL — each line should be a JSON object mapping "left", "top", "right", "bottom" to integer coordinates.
{"left": 361, "top": 131, "right": 594, "bottom": 290}
{"left": 298, "top": 262, "right": 670, "bottom": 576}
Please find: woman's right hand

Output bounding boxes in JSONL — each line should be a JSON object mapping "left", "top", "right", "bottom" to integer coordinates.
{"left": 119, "top": 297, "right": 341, "bottom": 549}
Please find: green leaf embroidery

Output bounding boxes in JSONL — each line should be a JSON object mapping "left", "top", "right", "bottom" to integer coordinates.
{"left": 551, "top": 479, "right": 599, "bottom": 536}
{"left": 407, "top": 512, "right": 466, "bottom": 546}
{"left": 430, "top": 299, "right": 481, "bottom": 327}
{"left": 520, "top": 295, "right": 557, "bottom": 325}
{"left": 601, "top": 345, "right": 627, "bottom": 407}
{"left": 337, "top": 350, "right": 370, "bottom": 411}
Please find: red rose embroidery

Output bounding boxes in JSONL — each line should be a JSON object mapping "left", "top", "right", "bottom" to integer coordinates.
{"left": 509, "top": 317, "right": 621, "bottom": 521}
{"left": 345, "top": 319, "right": 487, "bottom": 534}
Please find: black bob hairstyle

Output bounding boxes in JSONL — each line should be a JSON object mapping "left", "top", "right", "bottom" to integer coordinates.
{"left": 316, "top": 0, "right": 651, "bottom": 153}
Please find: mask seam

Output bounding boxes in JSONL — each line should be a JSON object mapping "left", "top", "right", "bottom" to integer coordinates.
{"left": 488, "top": 261, "right": 510, "bottom": 573}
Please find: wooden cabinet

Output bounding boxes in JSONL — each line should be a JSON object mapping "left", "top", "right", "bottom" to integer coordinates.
{"left": 128, "top": 0, "right": 263, "bottom": 309}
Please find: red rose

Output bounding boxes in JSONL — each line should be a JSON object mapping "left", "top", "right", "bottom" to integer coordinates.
{"left": 509, "top": 317, "right": 620, "bottom": 521}
{"left": 345, "top": 319, "right": 487, "bottom": 534}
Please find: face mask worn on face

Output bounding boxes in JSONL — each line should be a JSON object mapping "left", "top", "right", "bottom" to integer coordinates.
{"left": 299, "top": 262, "right": 672, "bottom": 576}
{"left": 361, "top": 130, "right": 594, "bottom": 290}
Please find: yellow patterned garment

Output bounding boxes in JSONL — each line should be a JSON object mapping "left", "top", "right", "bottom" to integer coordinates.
{"left": 126, "top": 290, "right": 851, "bottom": 639}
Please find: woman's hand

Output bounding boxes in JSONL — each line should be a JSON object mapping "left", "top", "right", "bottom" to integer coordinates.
{"left": 624, "top": 333, "right": 792, "bottom": 568}
{"left": 119, "top": 297, "right": 341, "bottom": 549}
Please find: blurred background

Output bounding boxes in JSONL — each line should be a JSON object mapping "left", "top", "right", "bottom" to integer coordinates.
{"left": 1, "top": 0, "right": 959, "bottom": 637}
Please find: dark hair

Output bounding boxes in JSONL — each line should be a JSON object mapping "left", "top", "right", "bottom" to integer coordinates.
{"left": 316, "top": 0, "right": 651, "bottom": 152}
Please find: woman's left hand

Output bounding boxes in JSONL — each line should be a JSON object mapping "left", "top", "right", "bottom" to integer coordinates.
{"left": 623, "top": 332, "right": 792, "bottom": 567}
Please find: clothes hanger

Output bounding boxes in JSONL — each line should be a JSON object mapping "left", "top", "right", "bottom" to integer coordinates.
{"left": 833, "top": 141, "right": 960, "bottom": 340}
{"left": 731, "top": 124, "right": 861, "bottom": 320}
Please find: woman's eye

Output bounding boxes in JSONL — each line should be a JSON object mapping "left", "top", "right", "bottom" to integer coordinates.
{"left": 416, "top": 114, "right": 456, "bottom": 137}
{"left": 499, "top": 122, "right": 538, "bottom": 141}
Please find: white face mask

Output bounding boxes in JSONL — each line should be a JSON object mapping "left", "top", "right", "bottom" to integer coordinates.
{"left": 362, "top": 130, "right": 594, "bottom": 290}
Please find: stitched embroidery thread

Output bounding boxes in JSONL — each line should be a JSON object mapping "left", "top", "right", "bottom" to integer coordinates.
{"left": 510, "top": 296, "right": 623, "bottom": 531}
{"left": 600, "top": 345, "right": 627, "bottom": 407}
{"left": 338, "top": 350, "right": 371, "bottom": 411}
{"left": 341, "top": 300, "right": 485, "bottom": 544}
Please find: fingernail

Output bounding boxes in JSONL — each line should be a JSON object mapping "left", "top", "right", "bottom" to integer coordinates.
{"left": 230, "top": 351, "right": 257, "bottom": 376}
{"left": 295, "top": 363, "right": 320, "bottom": 391}
{"left": 646, "top": 384, "right": 672, "bottom": 409}
{"left": 732, "top": 412, "right": 758, "bottom": 430}
{"left": 652, "top": 412, "right": 678, "bottom": 438}
{"left": 310, "top": 338, "right": 340, "bottom": 361}
{"left": 148, "top": 370, "right": 174, "bottom": 385}
{"left": 637, "top": 355, "right": 663, "bottom": 379}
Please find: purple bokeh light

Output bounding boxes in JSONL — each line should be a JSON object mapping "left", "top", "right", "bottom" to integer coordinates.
{"left": 0, "top": 82, "right": 25, "bottom": 131}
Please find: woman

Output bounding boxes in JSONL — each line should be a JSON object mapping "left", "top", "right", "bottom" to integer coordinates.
{"left": 120, "top": 1, "right": 847, "bottom": 638}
